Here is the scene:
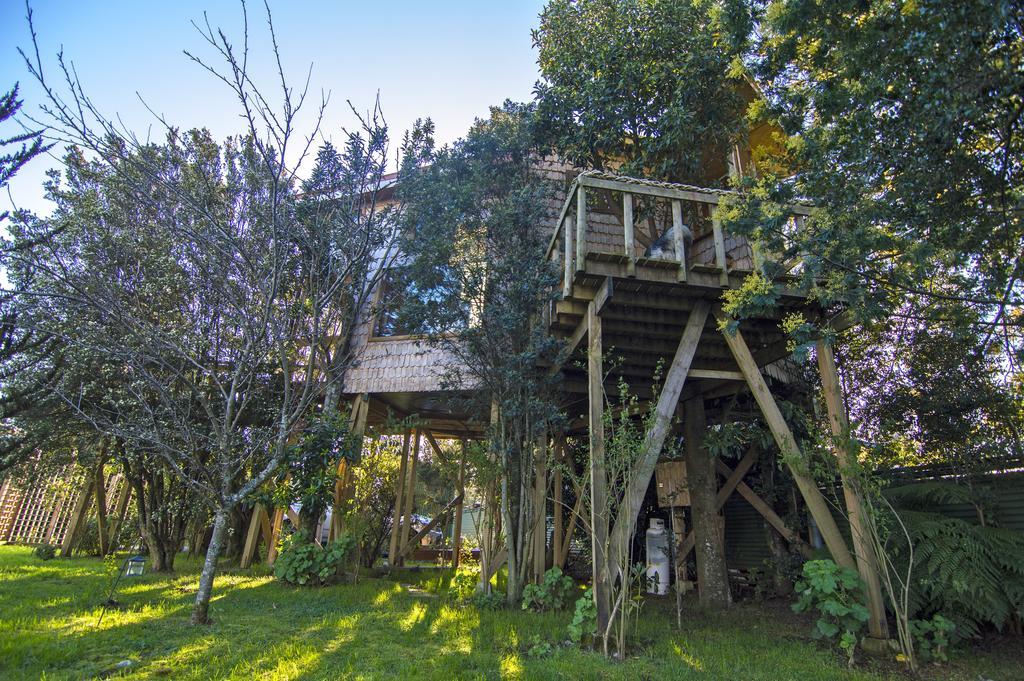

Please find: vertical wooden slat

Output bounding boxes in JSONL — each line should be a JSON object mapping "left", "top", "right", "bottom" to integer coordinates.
{"left": 533, "top": 433, "right": 548, "bottom": 582}
{"left": 672, "top": 200, "right": 688, "bottom": 282}
{"left": 623, "top": 192, "right": 636, "bottom": 276}
{"left": 552, "top": 438, "right": 564, "bottom": 569}
{"left": 563, "top": 211, "right": 574, "bottom": 299}
{"left": 575, "top": 185, "right": 587, "bottom": 274}
{"left": 712, "top": 216, "right": 729, "bottom": 286}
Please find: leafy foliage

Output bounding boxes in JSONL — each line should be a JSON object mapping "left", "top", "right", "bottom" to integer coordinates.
{"left": 792, "top": 560, "right": 869, "bottom": 665}
{"left": 910, "top": 614, "right": 955, "bottom": 663}
{"left": 533, "top": 0, "right": 746, "bottom": 183}
{"left": 32, "top": 544, "right": 56, "bottom": 561}
{"left": 569, "top": 587, "right": 598, "bottom": 647}
{"left": 889, "top": 507, "right": 1024, "bottom": 640}
{"left": 521, "top": 567, "right": 575, "bottom": 612}
{"left": 274, "top": 530, "right": 354, "bottom": 587}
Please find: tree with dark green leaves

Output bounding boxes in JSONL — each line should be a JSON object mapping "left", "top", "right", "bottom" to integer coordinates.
{"left": 396, "top": 102, "right": 565, "bottom": 605}
{"left": 533, "top": 0, "right": 747, "bottom": 183}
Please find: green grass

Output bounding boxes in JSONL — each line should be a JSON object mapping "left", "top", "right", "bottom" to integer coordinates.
{"left": 1, "top": 546, "right": 1020, "bottom": 680}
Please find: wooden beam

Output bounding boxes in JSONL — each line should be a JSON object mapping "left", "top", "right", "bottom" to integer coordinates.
{"left": 563, "top": 210, "right": 575, "bottom": 298}
{"left": 607, "top": 301, "right": 710, "bottom": 567}
{"left": 818, "top": 340, "right": 889, "bottom": 639}
{"left": 712, "top": 217, "right": 729, "bottom": 287}
{"left": 587, "top": 299, "right": 611, "bottom": 632}
{"left": 266, "top": 506, "right": 285, "bottom": 566}
{"left": 397, "top": 493, "right": 465, "bottom": 560}
{"left": 718, "top": 318, "right": 855, "bottom": 570}
{"left": 533, "top": 433, "right": 548, "bottom": 582}
{"left": 388, "top": 429, "right": 412, "bottom": 567}
{"left": 59, "top": 475, "right": 94, "bottom": 557}
{"left": 240, "top": 503, "right": 268, "bottom": 569}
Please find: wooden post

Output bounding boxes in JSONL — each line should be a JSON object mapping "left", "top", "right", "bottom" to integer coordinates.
{"left": 240, "top": 503, "right": 268, "bottom": 569}
{"left": 401, "top": 430, "right": 421, "bottom": 559}
{"left": 388, "top": 429, "right": 412, "bottom": 567}
{"left": 684, "top": 398, "right": 731, "bottom": 607}
{"left": 623, "top": 192, "right": 636, "bottom": 276}
{"left": 60, "top": 476, "right": 95, "bottom": 557}
{"left": 266, "top": 506, "right": 285, "bottom": 566}
{"left": 332, "top": 395, "right": 368, "bottom": 540}
{"left": 587, "top": 300, "right": 611, "bottom": 634}
{"left": 607, "top": 302, "right": 710, "bottom": 563}
{"left": 533, "top": 433, "right": 548, "bottom": 582}
{"left": 672, "top": 200, "right": 688, "bottom": 282}
{"left": 712, "top": 217, "right": 729, "bottom": 287}
{"left": 106, "top": 480, "right": 133, "bottom": 548}
{"left": 552, "top": 438, "right": 564, "bottom": 569}
{"left": 576, "top": 185, "right": 587, "bottom": 274}
{"left": 452, "top": 440, "right": 466, "bottom": 569}
{"left": 563, "top": 212, "right": 575, "bottom": 298}
{"left": 719, "top": 320, "right": 855, "bottom": 570}
{"left": 817, "top": 340, "right": 890, "bottom": 640}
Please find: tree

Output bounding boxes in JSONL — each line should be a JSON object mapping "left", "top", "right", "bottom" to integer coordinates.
{"left": 533, "top": 0, "right": 747, "bottom": 183}
{"left": 9, "top": 3, "right": 392, "bottom": 623}
{"left": 396, "top": 102, "right": 564, "bottom": 604}
{"left": 721, "top": 0, "right": 1024, "bottom": 353}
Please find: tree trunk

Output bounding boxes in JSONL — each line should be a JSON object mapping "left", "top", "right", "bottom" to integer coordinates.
{"left": 684, "top": 399, "right": 731, "bottom": 608}
{"left": 191, "top": 507, "right": 230, "bottom": 625}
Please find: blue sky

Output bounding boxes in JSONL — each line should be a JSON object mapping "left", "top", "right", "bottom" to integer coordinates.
{"left": 0, "top": 0, "right": 548, "bottom": 216}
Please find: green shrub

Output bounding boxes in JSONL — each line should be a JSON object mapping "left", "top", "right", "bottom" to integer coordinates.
{"left": 522, "top": 567, "right": 575, "bottom": 612}
{"left": 910, "top": 614, "right": 955, "bottom": 663}
{"left": 526, "top": 634, "right": 554, "bottom": 658}
{"left": 568, "top": 587, "right": 597, "bottom": 646}
{"left": 274, "top": 530, "right": 354, "bottom": 586}
{"left": 470, "top": 590, "right": 506, "bottom": 611}
{"left": 793, "top": 559, "right": 869, "bottom": 665}
{"left": 33, "top": 544, "right": 56, "bottom": 560}
{"left": 449, "top": 565, "right": 481, "bottom": 601}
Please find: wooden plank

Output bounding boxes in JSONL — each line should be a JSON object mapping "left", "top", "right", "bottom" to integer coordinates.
{"left": 266, "top": 506, "right": 285, "bottom": 566}
{"left": 533, "top": 433, "right": 548, "bottom": 582}
{"left": 623, "top": 192, "right": 636, "bottom": 276}
{"left": 544, "top": 184, "right": 579, "bottom": 261}
{"left": 607, "top": 301, "right": 710, "bottom": 566}
{"left": 818, "top": 340, "right": 889, "bottom": 640}
{"left": 671, "top": 200, "right": 688, "bottom": 282}
{"left": 552, "top": 438, "right": 564, "bottom": 569}
{"left": 576, "top": 185, "right": 587, "bottom": 274}
{"left": 587, "top": 299, "right": 611, "bottom": 633}
{"left": 423, "top": 431, "right": 450, "bottom": 466}
{"left": 718, "top": 319, "right": 855, "bottom": 570}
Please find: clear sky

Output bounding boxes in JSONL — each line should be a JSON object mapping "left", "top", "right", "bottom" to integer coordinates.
{"left": 0, "top": 0, "right": 548, "bottom": 217}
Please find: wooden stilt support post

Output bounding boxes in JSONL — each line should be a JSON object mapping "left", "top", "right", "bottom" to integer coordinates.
{"left": 401, "top": 430, "right": 420, "bottom": 561}
{"left": 607, "top": 301, "right": 710, "bottom": 564}
{"left": 388, "top": 429, "right": 412, "bottom": 567}
{"left": 266, "top": 506, "right": 285, "bottom": 566}
{"left": 332, "top": 394, "right": 368, "bottom": 541}
{"left": 817, "top": 340, "right": 890, "bottom": 640}
{"left": 533, "top": 432, "right": 548, "bottom": 582}
{"left": 587, "top": 299, "right": 611, "bottom": 634}
{"left": 552, "top": 437, "right": 564, "bottom": 569}
{"left": 452, "top": 440, "right": 466, "bottom": 569}
{"left": 719, "top": 318, "right": 855, "bottom": 570}
{"left": 684, "top": 398, "right": 731, "bottom": 607}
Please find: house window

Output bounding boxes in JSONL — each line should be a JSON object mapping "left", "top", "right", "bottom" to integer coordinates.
{"left": 372, "top": 268, "right": 472, "bottom": 338}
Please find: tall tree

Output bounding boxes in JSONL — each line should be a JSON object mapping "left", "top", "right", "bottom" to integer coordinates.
{"left": 396, "top": 102, "right": 564, "bottom": 604}
{"left": 533, "top": 0, "right": 747, "bottom": 183}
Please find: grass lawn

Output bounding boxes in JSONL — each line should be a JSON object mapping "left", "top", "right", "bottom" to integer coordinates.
{"left": 1, "top": 546, "right": 1021, "bottom": 680}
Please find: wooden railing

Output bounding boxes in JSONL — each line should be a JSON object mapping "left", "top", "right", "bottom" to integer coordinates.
{"left": 544, "top": 171, "right": 813, "bottom": 298}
